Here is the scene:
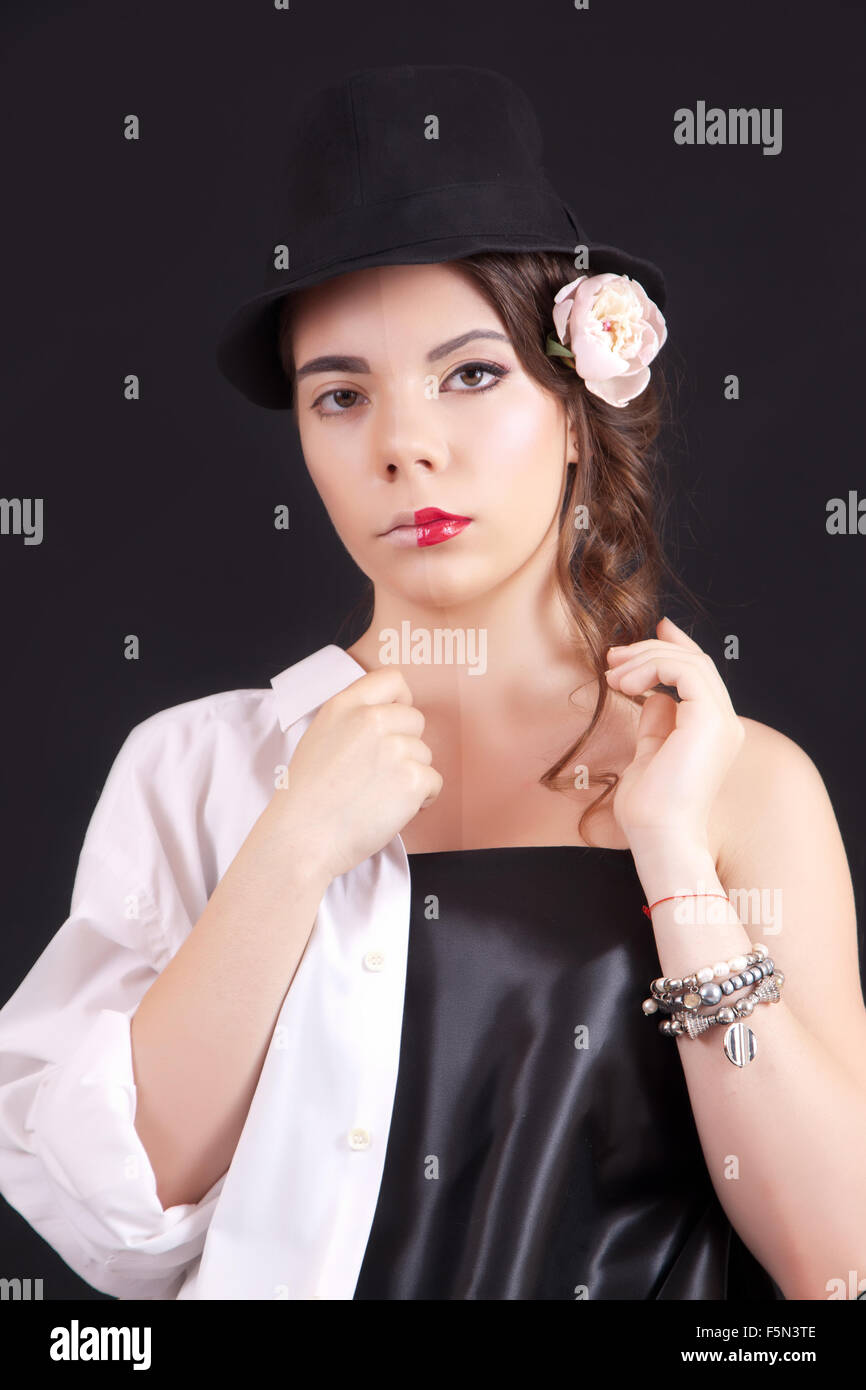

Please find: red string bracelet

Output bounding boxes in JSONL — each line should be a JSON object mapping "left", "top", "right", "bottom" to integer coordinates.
{"left": 642, "top": 892, "right": 731, "bottom": 919}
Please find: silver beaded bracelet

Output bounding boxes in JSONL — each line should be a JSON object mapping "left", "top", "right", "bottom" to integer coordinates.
{"left": 651, "top": 958, "right": 777, "bottom": 1016}
{"left": 642, "top": 944, "right": 784, "bottom": 1068}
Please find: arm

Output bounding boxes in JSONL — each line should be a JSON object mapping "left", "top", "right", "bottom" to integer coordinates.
{"left": 130, "top": 663, "right": 439, "bottom": 1209}
{"left": 630, "top": 720, "right": 866, "bottom": 1301}
{"left": 130, "top": 794, "right": 331, "bottom": 1210}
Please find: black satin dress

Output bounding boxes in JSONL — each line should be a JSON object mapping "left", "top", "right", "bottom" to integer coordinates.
{"left": 353, "top": 846, "right": 784, "bottom": 1301}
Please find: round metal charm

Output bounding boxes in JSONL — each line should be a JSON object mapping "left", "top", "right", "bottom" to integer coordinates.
{"left": 723, "top": 1021, "right": 757, "bottom": 1066}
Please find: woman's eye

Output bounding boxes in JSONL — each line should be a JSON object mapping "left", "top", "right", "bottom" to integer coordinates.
{"left": 443, "top": 361, "right": 508, "bottom": 392}
{"left": 312, "top": 388, "right": 364, "bottom": 418}
{"left": 310, "top": 361, "right": 508, "bottom": 418}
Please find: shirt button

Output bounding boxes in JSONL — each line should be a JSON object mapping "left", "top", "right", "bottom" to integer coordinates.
{"left": 363, "top": 950, "right": 385, "bottom": 971}
{"left": 347, "top": 1127, "right": 371, "bottom": 1150}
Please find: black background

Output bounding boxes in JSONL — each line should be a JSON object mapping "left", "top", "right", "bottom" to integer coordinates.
{"left": 1, "top": 0, "right": 863, "bottom": 1298}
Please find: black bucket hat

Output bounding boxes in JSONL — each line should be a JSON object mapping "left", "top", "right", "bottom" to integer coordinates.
{"left": 215, "top": 63, "right": 667, "bottom": 410}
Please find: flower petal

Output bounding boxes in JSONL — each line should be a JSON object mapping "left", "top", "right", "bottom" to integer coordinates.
{"left": 553, "top": 275, "right": 587, "bottom": 305}
{"left": 586, "top": 365, "right": 651, "bottom": 407}
{"left": 571, "top": 333, "right": 627, "bottom": 381}
{"left": 551, "top": 296, "right": 575, "bottom": 345}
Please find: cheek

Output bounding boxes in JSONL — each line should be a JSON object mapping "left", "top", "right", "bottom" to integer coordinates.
{"left": 299, "top": 440, "right": 377, "bottom": 572}
{"left": 299, "top": 433, "right": 352, "bottom": 515}
{"left": 308, "top": 464, "right": 344, "bottom": 516}
{"left": 476, "top": 394, "right": 565, "bottom": 505}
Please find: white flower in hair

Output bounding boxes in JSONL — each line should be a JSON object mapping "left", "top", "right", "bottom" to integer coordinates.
{"left": 545, "top": 272, "right": 667, "bottom": 407}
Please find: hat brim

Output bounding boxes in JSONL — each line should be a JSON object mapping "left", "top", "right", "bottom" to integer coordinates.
{"left": 215, "top": 236, "right": 667, "bottom": 410}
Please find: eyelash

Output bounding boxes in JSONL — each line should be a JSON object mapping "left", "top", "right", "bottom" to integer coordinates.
{"left": 309, "top": 361, "right": 510, "bottom": 420}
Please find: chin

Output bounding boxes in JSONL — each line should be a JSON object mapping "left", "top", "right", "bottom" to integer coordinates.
{"left": 393, "top": 567, "right": 506, "bottom": 609}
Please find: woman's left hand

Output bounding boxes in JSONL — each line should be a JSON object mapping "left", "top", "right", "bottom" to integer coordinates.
{"left": 604, "top": 616, "right": 746, "bottom": 852}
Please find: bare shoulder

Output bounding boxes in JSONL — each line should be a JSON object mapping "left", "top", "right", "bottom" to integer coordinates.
{"left": 610, "top": 699, "right": 830, "bottom": 878}
{"left": 712, "top": 713, "right": 838, "bottom": 883}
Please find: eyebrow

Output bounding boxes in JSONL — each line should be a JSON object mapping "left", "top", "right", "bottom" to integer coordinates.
{"left": 294, "top": 329, "right": 512, "bottom": 382}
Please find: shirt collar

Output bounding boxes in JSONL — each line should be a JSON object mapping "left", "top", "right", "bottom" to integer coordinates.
{"left": 269, "top": 645, "right": 368, "bottom": 732}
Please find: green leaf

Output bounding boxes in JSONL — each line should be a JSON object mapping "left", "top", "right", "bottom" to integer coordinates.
{"left": 544, "top": 333, "right": 575, "bottom": 361}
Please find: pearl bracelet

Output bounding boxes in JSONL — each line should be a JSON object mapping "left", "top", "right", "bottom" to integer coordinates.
{"left": 642, "top": 943, "right": 771, "bottom": 1012}
{"left": 642, "top": 943, "right": 784, "bottom": 1068}
{"left": 660, "top": 970, "right": 785, "bottom": 1042}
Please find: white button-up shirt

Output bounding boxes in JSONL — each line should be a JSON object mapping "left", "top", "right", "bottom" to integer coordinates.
{"left": 0, "top": 645, "right": 415, "bottom": 1299}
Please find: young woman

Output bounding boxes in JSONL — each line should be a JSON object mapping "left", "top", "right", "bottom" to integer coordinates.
{"left": 1, "top": 64, "right": 864, "bottom": 1303}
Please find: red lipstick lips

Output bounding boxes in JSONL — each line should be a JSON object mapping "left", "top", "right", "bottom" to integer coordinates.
{"left": 382, "top": 507, "right": 473, "bottom": 548}
{"left": 413, "top": 507, "right": 472, "bottom": 546}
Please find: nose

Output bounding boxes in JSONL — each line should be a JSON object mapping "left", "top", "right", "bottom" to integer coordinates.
{"left": 369, "top": 374, "right": 450, "bottom": 478}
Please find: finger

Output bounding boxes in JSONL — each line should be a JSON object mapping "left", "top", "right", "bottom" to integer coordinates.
{"left": 607, "top": 650, "right": 706, "bottom": 681}
{"left": 607, "top": 640, "right": 680, "bottom": 665}
{"left": 608, "top": 648, "right": 732, "bottom": 709}
{"left": 606, "top": 654, "right": 722, "bottom": 710}
{"left": 382, "top": 703, "right": 427, "bottom": 736}
{"left": 608, "top": 616, "right": 706, "bottom": 664}
{"left": 338, "top": 666, "right": 415, "bottom": 707}
{"left": 607, "top": 637, "right": 703, "bottom": 666}
{"left": 392, "top": 734, "right": 434, "bottom": 766}
{"left": 633, "top": 690, "right": 679, "bottom": 759}
{"left": 656, "top": 615, "right": 705, "bottom": 652}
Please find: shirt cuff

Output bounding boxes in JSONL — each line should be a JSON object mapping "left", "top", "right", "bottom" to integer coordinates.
{"left": 12, "top": 1007, "right": 223, "bottom": 1289}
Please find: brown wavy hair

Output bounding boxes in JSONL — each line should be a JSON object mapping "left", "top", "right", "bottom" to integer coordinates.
{"left": 277, "top": 250, "right": 708, "bottom": 845}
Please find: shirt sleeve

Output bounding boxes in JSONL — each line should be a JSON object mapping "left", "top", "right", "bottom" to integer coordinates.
{"left": 0, "top": 716, "right": 226, "bottom": 1300}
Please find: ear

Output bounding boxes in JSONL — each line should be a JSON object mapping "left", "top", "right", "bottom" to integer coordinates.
{"left": 565, "top": 414, "right": 579, "bottom": 464}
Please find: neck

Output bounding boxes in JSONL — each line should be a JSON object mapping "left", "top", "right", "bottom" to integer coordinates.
{"left": 345, "top": 541, "right": 599, "bottom": 720}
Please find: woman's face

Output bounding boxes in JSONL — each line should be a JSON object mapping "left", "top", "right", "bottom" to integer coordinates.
{"left": 289, "top": 261, "right": 574, "bottom": 609}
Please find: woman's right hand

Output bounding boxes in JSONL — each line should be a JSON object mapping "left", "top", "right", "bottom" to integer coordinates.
{"left": 266, "top": 667, "right": 442, "bottom": 883}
